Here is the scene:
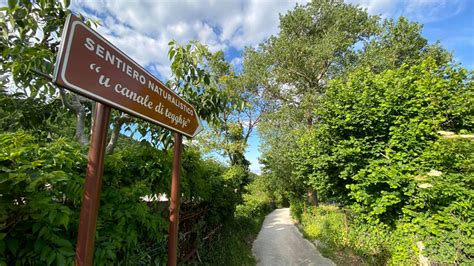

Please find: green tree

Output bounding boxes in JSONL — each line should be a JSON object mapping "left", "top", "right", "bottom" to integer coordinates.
{"left": 251, "top": 0, "right": 379, "bottom": 99}
{"left": 185, "top": 49, "right": 250, "bottom": 167}
{"left": 249, "top": 0, "right": 379, "bottom": 205}
{"left": 358, "top": 16, "right": 451, "bottom": 73}
{"left": 0, "top": 0, "right": 101, "bottom": 145}
{"left": 296, "top": 57, "right": 472, "bottom": 209}
{"left": 186, "top": 47, "right": 272, "bottom": 169}
{"left": 292, "top": 56, "right": 473, "bottom": 263}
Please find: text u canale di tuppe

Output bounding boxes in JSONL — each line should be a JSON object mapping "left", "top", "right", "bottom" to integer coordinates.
{"left": 83, "top": 37, "right": 193, "bottom": 128}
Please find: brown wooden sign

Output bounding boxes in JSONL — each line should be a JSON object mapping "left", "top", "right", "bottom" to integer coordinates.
{"left": 53, "top": 15, "right": 201, "bottom": 137}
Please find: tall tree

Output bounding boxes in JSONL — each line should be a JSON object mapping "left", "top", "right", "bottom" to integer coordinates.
{"left": 191, "top": 48, "right": 272, "bottom": 169}
{"left": 250, "top": 0, "right": 379, "bottom": 102}
{"left": 358, "top": 16, "right": 451, "bottom": 73}
{"left": 248, "top": 0, "right": 379, "bottom": 204}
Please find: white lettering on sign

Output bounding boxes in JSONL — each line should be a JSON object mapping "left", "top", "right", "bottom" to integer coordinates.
{"left": 83, "top": 37, "right": 195, "bottom": 118}
{"left": 114, "top": 83, "right": 154, "bottom": 110}
{"left": 84, "top": 37, "right": 147, "bottom": 85}
{"left": 84, "top": 37, "right": 197, "bottom": 119}
{"left": 93, "top": 68, "right": 191, "bottom": 129}
{"left": 165, "top": 108, "right": 190, "bottom": 128}
{"left": 147, "top": 81, "right": 194, "bottom": 116}
{"left": 54, "top": 15, "right": 203, "bottom": 137}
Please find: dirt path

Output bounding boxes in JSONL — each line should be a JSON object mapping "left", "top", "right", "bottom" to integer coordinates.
{"left": 252, "top": 208, "right": 335, "bottom": 266}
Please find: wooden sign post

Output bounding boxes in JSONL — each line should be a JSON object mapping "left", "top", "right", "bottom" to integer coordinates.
{"left": 75, "top": 102, "right": 110, "bottom": 265}
{"left": 53, "top": 14, "right": 201, "bottom": 265}
{"left": 168, "top": 133, "right": 183, "bottom": 266}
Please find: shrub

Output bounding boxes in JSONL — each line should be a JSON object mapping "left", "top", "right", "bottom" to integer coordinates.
{"left": 0, "top": 132, "right": 85, "bottom": 265}
{"left": 299, "top": 204, "right": 418, "bottom": 265}
{"left": 235, "top": 174, "right": 273, "bottom": 218}
{"left": 0, "top": 131, "right": 253, "bottom": 264}
{"left": 289, "top": 198, "right": 305, "bottom": 222}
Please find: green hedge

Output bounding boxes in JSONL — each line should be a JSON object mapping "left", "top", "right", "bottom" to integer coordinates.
{"left": 0, "top": 131, "right": 247, "bottom": 265}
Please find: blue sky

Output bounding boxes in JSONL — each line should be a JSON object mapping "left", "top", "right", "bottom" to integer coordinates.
{"left": 66, "top": 0, "right": 474, "bottom": 174}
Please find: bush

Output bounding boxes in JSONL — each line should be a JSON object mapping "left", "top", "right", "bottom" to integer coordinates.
{"left": 299, "top": 205, "right": 419, "bottom": 265}
{"left": 289, "top": 199, "right": 305, "bottom": 222}
{"left": 201, "top": 174, "right": 275, "bottom": 265}
{"left": 299, "top": 202, "right": 474, "bottom": 265}
{"left": 291, "top": 58, "right": 473, "bottom": 265}
{"left": 0, "top": 131, "right": 253, "bottom": 264}
{"left": 301, "top": 206, "right": 348, "bottom": 245}
{"left": 235, "top": 174, "right": 273, "bottom": 218}
{"left": 0, "top": 132, "right": 85, "bottom": 265}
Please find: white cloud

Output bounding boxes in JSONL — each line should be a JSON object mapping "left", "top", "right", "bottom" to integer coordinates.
{"left": 405, "top": 0, "right": 465, "bottom": 23}
{"left": 347, "top": 0, "right": 467, "bottom": 23}
{"left": 1, "top": 0, "right": 468, "bottom": 80}
{"left": 2, "top": 0, "right": 469, "bottom": 174}
{"left": 68, "top": 0, "right": 468, "bottom": 82}
{"left": 70, "top": 0, "right": 312, "bottom": 80}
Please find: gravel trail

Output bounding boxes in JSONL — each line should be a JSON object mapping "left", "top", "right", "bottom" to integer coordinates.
{"left": 252, "top": 208, "right": 335, "bottom": 266}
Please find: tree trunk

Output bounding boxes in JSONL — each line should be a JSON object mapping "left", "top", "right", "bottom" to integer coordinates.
{"left": 75, "top": 108, "right": 89, "bottom": 145}
{"left": 89, "top": 102, "right": 96, "bottom": 137}
{"left": 106, "top": 114, "right": 131, "bottom": 154}
{"left": 307, "top": 189, "right": 318, "bottom": 207}
{"left": 59, "top": 89, "right": 90, "bottom": 146}
{"left": 105, "top": 121, "right": 121, "bottom": 154}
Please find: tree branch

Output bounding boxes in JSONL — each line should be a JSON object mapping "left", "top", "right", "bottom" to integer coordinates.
{"left": 315, "top": 60, "right": 331, "bottom": 87}
{"left": 71, "top": 95, "right": 89, "bottom": 145}
{"left": 58, "top": 88, "right": 76, "bottom": 111}
{"left": 106, "top": 113, "right": 132, "bottom": 154}
{"left": 286, "top": 67, "right": 313, "bottom": 86}
{"left": 30, "top": 68, "right": 90, "bottom": 145}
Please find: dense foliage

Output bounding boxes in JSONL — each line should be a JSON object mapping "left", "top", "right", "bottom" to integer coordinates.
{"left": 0, "top": 2, "right": 265, "bottom": 264}
{"left": 200, "top": 174, "right": 274, "bottom": 265}
{"left": 0, "top": 93, "right": 272, "bottom": 265}
{"left": 250, "top": 0, "right": 473, "bottom": 264}
{"left": 289, "top": 58, "right": 473, "bottom": 263}
{"left": 1, "top": 0, "right": 473, "bottom": 265}
{"left": 0, "top": 128, "right": 258, "bottom": 264}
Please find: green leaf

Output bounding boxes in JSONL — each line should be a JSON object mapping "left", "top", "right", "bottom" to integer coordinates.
{"left": 46, "top": 251, "right": 56, "bottom": 265}
{"left": 34, "top": 240, "right": 46, "bottom": 253}
{"left": 8, "top": 0, "right": 16, "bottom": 10}
{"left": 58, "top": 213, "right": 70, "bottom": 229}
{"left": 168, "top": 49, "right": 176, "bottom": 60}
{"left": 40, "top": 245, "right": 52, "bottom": 261}
{"left": 53, "top": 238, "right": 72, "bottom": 249}
{"left": 63, "top": 0, "right": 70, "bottom": 8}
{"left": 56, "top": 253, "right": 66, "bottom": 266}
{"left": 39, "top": 226, "right": 49, "bottom": 238}
{"left": 6, "top": 239, "right": 19, "bottom": 255}
{"left": 32, "top": 223, "right": 42, "bottom": 233}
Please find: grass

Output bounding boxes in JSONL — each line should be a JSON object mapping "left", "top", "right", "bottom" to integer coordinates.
{"left": 198, "top": 212, "right": 268, "bottom": 265}
{"left": 297, "top": 204, "right": 390, "bottom": 266}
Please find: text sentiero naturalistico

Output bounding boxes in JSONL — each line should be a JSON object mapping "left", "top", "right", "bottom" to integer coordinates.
{"left": 83, "top": 37, "right": 194, "bottom": 128}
